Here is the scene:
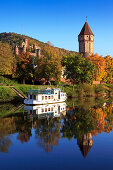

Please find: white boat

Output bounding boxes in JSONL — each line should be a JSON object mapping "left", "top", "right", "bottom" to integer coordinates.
{"left": 24, "top": 102, "right": 66, "bottom": 118}
{"left": 24, "top": 88, "right": 67, "bottom": 105}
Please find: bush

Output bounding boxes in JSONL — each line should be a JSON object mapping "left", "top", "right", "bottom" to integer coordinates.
{"left": 94, "top": 85, "right": 105, "bottom": 94}
{"left": 78, "top": 83, "right": 94, "bottom": 97}
{"left": 0, "top": 76, "right": 17, "bottom": 86}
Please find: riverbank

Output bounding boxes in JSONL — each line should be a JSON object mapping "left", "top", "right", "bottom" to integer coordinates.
{"left": 0, "top": 83, "right": 113, "bottom": 103}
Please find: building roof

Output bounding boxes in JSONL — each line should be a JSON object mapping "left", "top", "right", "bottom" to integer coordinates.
{"left": 79, "top": 22, "right": 94, "bottom": 36}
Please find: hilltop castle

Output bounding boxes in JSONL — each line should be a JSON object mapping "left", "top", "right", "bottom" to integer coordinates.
{"left": 78, "top": 21, "right": 94, "bottom": 57}
{"left": 14, "top": 38, "right": 41, "bottom": 58}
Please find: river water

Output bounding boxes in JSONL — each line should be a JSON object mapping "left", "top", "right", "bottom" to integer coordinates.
{"left": 0, "top": 97, "right": 113, "bottom": 170}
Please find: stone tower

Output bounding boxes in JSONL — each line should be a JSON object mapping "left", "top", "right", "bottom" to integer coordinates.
{"left": 78, "top": 22, "right": 94, "bottom": 57}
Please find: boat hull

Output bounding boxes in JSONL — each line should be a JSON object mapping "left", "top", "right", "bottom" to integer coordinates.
{"left": 24, "top": 98, "right": 66, "bottom": 105}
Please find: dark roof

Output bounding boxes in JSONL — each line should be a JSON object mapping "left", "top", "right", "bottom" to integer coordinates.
{"left": 79, "top": 22, "right": 94, "bottom": 36}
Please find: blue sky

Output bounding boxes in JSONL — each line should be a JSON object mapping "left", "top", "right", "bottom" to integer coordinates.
{"left": 0, "top": 0, "right": 113, "bottom": 56}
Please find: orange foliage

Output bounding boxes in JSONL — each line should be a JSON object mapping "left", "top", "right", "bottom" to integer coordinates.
{"left": 88, "top": 54, "right": 107, "bottom": 81}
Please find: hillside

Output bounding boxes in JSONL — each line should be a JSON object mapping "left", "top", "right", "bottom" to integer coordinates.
{"left": 0, "top": 32, "right": 77, "bottom": 57}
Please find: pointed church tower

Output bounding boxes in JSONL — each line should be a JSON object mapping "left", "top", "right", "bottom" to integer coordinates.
{"left": 78, "top": 21, "right": 94, "bottom": 57}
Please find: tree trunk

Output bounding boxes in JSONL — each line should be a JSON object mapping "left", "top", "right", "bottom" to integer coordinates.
{"left": 23, "top": 78, "right": 25, "bottom": 84}
{"left": 73, "top": 83, "right": 74, "bottom": 91}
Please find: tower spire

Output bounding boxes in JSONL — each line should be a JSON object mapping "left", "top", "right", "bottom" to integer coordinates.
{"left": 78, "top": 21, "right": 94, "bottom": 57}
{"left": 86, "top": 16, "right": 87, "bottom": 22}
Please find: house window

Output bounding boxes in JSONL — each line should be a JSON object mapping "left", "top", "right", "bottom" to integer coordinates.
{"left": 51, "top": 107, "right": 53, "bottom": 111}
{"left": 42, "top": 96, "right": 44, "bottom": 100}
{"left": 51, "top": 96, "right": 53, "bottom": 99}
{"left": 30, "top": 110, "right": 32, "bottom": 114}
{"left": 45, "top": 96, "right": 47, "bottom": 100}
{"left": 45, "top": 108, "right": 47, "bottom": 112}
{"left": 48, "top": 108, "right": 50, "bottom": 111}
{"left": 48, "top": 96, "right": 50, "bottom": 100}
{"left": 42, "top": 108, "right": 44, "bottom": 112}
{"left": 30, "top": 95, "right": 32, "bottom": 99}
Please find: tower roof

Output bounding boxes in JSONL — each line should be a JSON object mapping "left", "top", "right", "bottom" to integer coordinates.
{"left": 79, "top": 22, "right": 94, "bottom": 36}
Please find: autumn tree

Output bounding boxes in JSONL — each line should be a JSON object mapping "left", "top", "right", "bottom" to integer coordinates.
{"left": 88, "top": 54, "right": 106, "bottom": 82}
{"left": 0, "top": 41, "right": 15, "bottom": 75}
{"left": 36, "top": 45, "right": 62, "bottom": 83}
{"left": 15, "top": 51, "right": 34, "bottom": 84}
{"left": 104, "top": 55, "right": 113, "bottom": 83}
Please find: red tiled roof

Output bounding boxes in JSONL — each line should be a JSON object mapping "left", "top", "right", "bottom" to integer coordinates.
{"left": 79, "top": 22, "right": 94, "bottom": 36}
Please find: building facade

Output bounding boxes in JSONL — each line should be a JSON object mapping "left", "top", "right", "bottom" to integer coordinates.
{"left": 14, "top": 38, "right": 41, "bottom": 58}
{"left": 78, "top": 22, "right": 94, "bottom": 57}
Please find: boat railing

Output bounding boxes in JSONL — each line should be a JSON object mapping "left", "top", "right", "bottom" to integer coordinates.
{"left": 28, "top": 89, "right": 54, "bottom": 95}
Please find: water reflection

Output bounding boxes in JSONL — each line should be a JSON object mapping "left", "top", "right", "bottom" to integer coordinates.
{"left": 24, "top": 103, "right": 66, "bottom": 152}
{"left": 0, "top": 100, "right": 113, "bottom": 158}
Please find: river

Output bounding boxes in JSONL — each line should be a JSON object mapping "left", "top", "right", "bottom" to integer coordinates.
{"left": 0, "top": 97, "right": 113, "bottom": 170}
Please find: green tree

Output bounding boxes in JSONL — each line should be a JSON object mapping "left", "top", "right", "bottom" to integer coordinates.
{"left": 62, "top": 54, "right": 94, "bottom": 89}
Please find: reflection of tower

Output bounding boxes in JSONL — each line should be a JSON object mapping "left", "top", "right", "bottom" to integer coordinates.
{"left": 78, "top": 21, "right": 94, "bottom": 57}
{"left": 77, "top": 133, "right": 93, "bottom": 158}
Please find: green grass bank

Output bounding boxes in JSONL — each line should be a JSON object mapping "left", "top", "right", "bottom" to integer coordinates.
{"left": 1, "top": 76, "right": 113, "bottom": 103}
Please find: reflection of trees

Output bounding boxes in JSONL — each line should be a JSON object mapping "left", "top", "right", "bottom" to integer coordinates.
{"left": 62, "top": 108, "right": 94, "bottom": 141}
{"left": 62, "top": 103, "right": 113, "bottom": 158}
{"left": 0, "top": 113, "right": 33, "bottom": 153}
{"left": 15, "top": 115, "right": 32, "bottom": 144}
{"left": 0, "top": 118, "right": 15, "bottom": 153}
{"left": 35, "top": 118, "right": 61, "bottom": 152}
{"left": 0, "top": 137, "right": 12, "bottom": 153}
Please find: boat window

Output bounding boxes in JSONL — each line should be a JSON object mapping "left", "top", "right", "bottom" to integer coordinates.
{"left": 45, "top": 96, "right": 47, "bottom": 100}
{"left": 48, "top": 108, "right": 50, "bottom": 111}
{"left": 42, "top": 108, "right": 44, "bottom": 112}
{"left": 30, "top": 95, "right": 32, "bottom": 99}
{"left": 45, "top": 108, "right": 47, "bottom": 112}
{"left": 33, "top": 110, "right": 36, "bottom": 114}
{"left": 48, "top": 96, "right": 50, "bottom": 100}
{"left": 34, "top": 95, "right": 36, "bottom": 100}
{"left": 51, "top": 107, "right": 53, "bottom": 111}
{"left": 42, "top": 96, "right": 44, "bottom": 100}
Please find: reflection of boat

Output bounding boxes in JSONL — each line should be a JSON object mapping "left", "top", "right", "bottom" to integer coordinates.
{"left": 24, "top": 88, "right": 66, "bottom": 105}
{"left": 24, "top": 102, "right": 66, "bottom": 119}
